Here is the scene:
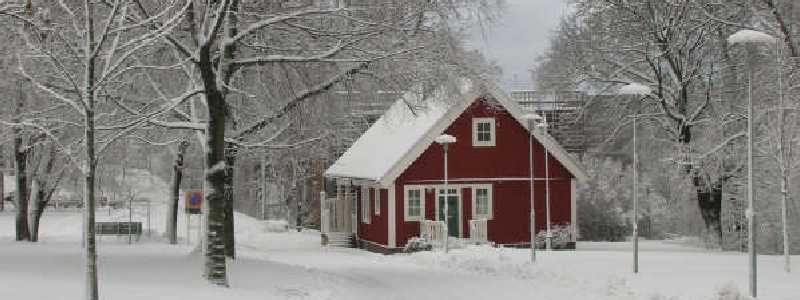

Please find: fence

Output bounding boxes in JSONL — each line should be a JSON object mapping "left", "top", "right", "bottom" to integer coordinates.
{"left": 420, "top": 220, "right": 446, "bottom": 248}
{"left": 469, "top": 218, "right": 488, "bottom": 244}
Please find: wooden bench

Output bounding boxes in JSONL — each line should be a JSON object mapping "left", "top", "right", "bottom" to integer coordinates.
{"left": 95, "top": 222, "right": 142, "bottom": 242}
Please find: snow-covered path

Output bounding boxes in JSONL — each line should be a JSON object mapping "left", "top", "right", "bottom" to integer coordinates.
{"left": 2, "top": 209, "right": 799, "bottom": 300}
{"left": 0, "top": 240, "right": 607, "bottom": 300}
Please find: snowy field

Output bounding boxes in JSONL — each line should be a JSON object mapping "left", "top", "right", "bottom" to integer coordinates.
{"left": 1, "top": 208, "right": 798, "bottom": 300}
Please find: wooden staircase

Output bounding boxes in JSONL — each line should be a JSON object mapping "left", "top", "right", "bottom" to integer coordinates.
{"left": 325, "top": 232, "right": 355, "bottom": 248}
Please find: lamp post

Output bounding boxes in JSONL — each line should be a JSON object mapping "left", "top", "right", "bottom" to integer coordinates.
{"left": 536, "top": 120, "right": 552, "bottom": 251}
{"left": 619, "top": 82, "right": 653, "bottom": 274}
{"left": 728, "top": 29, "right": 775, "bottom": 299}
{"left": 523, "top": 113, "right": 543, "bottom": 261}
{"left": 436, "top": 134, "right": 456, "bottom": 253}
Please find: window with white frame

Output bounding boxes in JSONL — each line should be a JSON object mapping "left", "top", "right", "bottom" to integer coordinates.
{"left": 361, "top": 186, "right": 370, "bottom": 223}
{"left": 472, "top": 185, "right": 493, "bottom": 219}
{"left": 472, "top": 118, "right": 496, "bottom": 147}
{"left": 374, "top": 188, "right": 380, "bottom": 215}
{"left": 404, "top": 187, "right": 424, "bottom": 221}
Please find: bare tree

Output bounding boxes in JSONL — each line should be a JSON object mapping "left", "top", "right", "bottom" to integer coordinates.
{"left": 113, "top": 0, "right": 503, "bottom": 286}
{"left": 0, "top": 1, "right": 198, "bottom": 299}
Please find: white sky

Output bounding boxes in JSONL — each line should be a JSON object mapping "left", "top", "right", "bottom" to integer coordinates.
{"left": 467, "top": 0, "right": 569, "bottom": 91}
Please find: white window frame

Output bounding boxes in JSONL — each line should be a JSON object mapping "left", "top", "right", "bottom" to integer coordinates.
{"left": 471, "top": 185, "right": 493, "bottom": 220}
{"left": 403, "top": 186, "right": 425, "bottom": 221}
{"left": 361, "top": 186, "right": 370, "bottom": 224}
{"left": 472, "top": 118, "right": 496, "bottom": 147}
{"left": 374, "top": 188, "right": 380, "bottom": 215}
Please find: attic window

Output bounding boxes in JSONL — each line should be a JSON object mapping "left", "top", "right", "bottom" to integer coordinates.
{"left": 472, "top": 118, "right": 496, "bottom": 147}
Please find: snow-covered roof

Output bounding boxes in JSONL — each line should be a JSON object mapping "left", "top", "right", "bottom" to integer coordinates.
{"left": 324, "top": 88, "right": 457, "bottom": 184}
{"left": 324, "top": 80, "right": 588, "bottom": 187}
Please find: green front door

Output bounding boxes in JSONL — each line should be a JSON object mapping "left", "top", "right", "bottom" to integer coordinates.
{"left": 438, "top": 189, "right": 459, "bottom": 237}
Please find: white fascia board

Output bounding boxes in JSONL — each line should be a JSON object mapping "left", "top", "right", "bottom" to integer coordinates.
{"left": 379, "top": 81, "right": 588, "bottom": 186}
{"left": 388, "top": 183, "right": 396, "bottom": 248}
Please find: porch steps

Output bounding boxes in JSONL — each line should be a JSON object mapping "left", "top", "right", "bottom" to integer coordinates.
{"left": 326, "top": 232, "right": 355, "bottom": 248}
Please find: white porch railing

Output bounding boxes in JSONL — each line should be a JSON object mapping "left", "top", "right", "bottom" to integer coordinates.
{"left": 321, "top": 208, "right": 330, "bottom": 233}
{"left": 469, "top": 218, "right": 488, "bottom": 244}
{"left": 419, "top": 220, "right": 446, "bottom": 248}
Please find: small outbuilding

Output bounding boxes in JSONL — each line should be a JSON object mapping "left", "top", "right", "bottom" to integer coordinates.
{"left": 322, "top": 81, "right": 587, "bottom": 253}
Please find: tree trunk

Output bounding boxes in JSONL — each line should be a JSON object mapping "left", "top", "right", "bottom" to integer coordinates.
{"left": 696, "top": 182, "right": 723, "bottom": 244}
{"left": 1, "top": 168, "right": 5, "bottom": 212}
{"left": 781, "top": 172, "right": 790, "bottom": 272}
{"left": 221, "top": 0, "right": 240, "bottom": 260}
{"left": 200, "top": 45, "right": 229, "bottom": 287}
{"left": 167, "top": 141, "right": 189, "bottom": 244}
{"left": 13, "top": 117, "right": 30, "bottom": 242}
{"left": 30, "top": 181, "right": 54, "bottom": 243}
{"left": 84, "top": 104, "right": 99, "bottom": 300}
{"left": 29, "top": 179, "right": 41, "bottom": 242}
{"left": 83, "top": 1, "right": 99, "bottom": 298}
{"left": 30, "top": 144, "right": 61, "bottom": 242}
{"left": 680, "top": 121, "right": 724, "bottom": 245}
{"left": 224, "top": 142, "right": 236, "bottom": 259}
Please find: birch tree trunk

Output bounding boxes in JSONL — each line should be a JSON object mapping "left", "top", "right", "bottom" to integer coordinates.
{"left": 168, "top": 141, "right": 189, "bottom": 244}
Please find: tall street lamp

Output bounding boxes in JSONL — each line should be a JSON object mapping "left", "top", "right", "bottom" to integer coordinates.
{"left": 619, "top": 82, "right": 653, "bottom": 274}
{"left": 537, "top": 119, "right": 552, "bottom": 251}
{"left": 728, "top": 29, "right": 775, "bottom": 299}
{"left": 436, "top": 134, "right": 456, "bottom": 253}
{"left": 523, "top": 113, "right": 544, "bottom": 262}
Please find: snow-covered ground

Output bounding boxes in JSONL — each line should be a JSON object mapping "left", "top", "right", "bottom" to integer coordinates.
{"left": 1, "top": 207, "right": 798, "bottom": 300}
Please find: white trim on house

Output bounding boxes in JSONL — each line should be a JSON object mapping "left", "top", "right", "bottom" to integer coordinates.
{"left": 472, "top": 117, "right": 496, "bottom": 147}
{"left": 388, "top": 183, "right": 396, "bottom": 247}
{"left": 378, "top": 92, "right": 477, "bottom": 187}
{"left": 571, "top": 178, "right": 577, "bottom": 242}
{"left": 403, "top": 185, "right": 426, "bottom": 222}
{"left": 434, "top": 187, "right": 463, "bottom": 238}
{"left": 361, "top": 186, "right": 370, "bottom": 224}
{"left": 374, "top": 188, "right": 380, "bottom": 215}
{"left": 404, "top": 177, "right": 572, "bottom": 183}
{"left": 471, "top": 184, "right": 493, "bottom": 220}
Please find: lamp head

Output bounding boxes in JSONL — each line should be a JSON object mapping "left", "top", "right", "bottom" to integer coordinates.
{"left": 619, "top": 83, "right": 652, "bottom": 96}
{"left": 435, "top": 134, "right": 456, "bottom": 145}
{"left": 522, "top": 113, "right": 543, "bottom": 122}
{"left": 727, "top": 29, "right": 775, "bottom": 45}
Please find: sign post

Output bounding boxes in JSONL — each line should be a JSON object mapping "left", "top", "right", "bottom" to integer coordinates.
{"left": 185, "top": 190, "right": 203, "bottom": 245}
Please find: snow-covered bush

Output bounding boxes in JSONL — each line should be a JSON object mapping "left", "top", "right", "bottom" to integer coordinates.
{"left": 535, "top": 223, "right": 576, "bottom": 249}
{"left": 713, "top": 282, "right": 749, "bottom": 300}
{"left": 264, "top": 220, "right": 289, "bottom": 233}
{"left": 403, "top": 237, "right": 432, "bottom": 253}
{"left": 577, "top": 157, "right": 632, "bottom": 241}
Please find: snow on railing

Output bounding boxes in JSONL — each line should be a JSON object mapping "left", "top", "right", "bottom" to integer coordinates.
{"left": 470, "top": 218, "right": 488, "bottom": 244}
{"left": 321, "top": 209, "right": 330, "bottom": 233}
{"left": 419, "top": 220, "right": 446, "bottom": 248}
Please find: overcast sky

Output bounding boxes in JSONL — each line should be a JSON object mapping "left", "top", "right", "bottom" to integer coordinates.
{"left": 467, "top": 0, "right": 569, "bottom": 91}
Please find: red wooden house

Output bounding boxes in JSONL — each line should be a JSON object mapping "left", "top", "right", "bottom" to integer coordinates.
{"left": 322, "top": 82, "right": 587, "bottom": 253}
